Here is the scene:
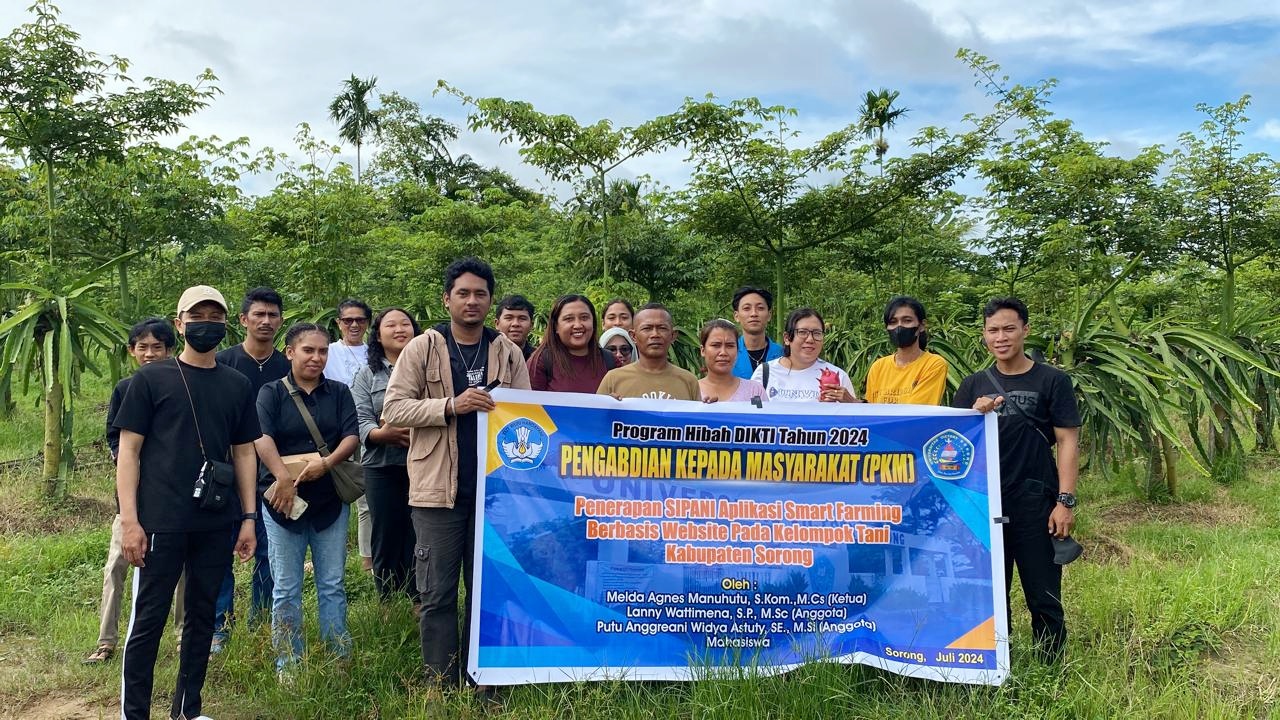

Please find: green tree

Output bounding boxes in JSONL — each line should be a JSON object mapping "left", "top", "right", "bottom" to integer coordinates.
{"left": 242, "top": 124, "right": 386, "bottom": 303}
{"left": 0, "top": 1, "right": 220, "bottom": 499}
{"left": 976, "top": 117, "right": 1170, "bottom": 318}
{"left": 1164, "top": 97, "right": 1280, "bottom": 461}
{"left": 40, "top": 138, "right": 263, "bottom": 317}
{"left": 568, "top": 178, "right": 708, "bottom": 299}
{"left": 0, "top": 0, "right": 218, "bottom": 265}
{"left": 328, "top": 74, "right": 379, "bottom": 183}
{"left": 368, "top": 91, "right": 537, "bottom": 203}
{"left": 439, "top": 82, "right": 686, "bottom": 281}
{"left": 677, "top": 95, "right": 988, "bottom": 332}
{"left": 1165, "top": 96, "right": 1280, "bottom": 332}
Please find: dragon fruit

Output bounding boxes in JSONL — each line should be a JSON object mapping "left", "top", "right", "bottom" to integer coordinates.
{"left": 819, "top": 367, "right": 841, "bottom": 388}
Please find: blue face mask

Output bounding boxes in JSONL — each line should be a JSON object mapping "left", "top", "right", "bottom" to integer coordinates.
{"left": 183, "top": 321, "right": 226, "bottom": 353}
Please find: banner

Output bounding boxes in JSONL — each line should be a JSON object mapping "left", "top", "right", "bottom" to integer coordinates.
{"left": 469, "top": 390, "right": 1008, "bottom": 686}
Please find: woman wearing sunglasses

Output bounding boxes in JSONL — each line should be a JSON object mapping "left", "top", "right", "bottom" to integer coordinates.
{"left": 599, "top": 326, "right": 637, "bottom": 368}
{"left": 751, "top": 308, "right": 857, "bottom": 403}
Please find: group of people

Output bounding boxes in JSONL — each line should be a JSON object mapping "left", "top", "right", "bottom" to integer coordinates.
{"left": 97, "top": 256, "right": 1080, "bottom": 719}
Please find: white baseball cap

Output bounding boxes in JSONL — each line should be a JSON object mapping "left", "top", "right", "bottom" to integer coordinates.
{"left": 176, "top": 285, "right": 229, "bottom": 315}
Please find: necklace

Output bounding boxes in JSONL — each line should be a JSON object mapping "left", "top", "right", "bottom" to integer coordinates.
{"left": 449, "top": 332, "right": 486, "bottom": 387}
{"left": 341, "top": 342, "right": 363, "bottom": 373}
{"left": 747, "top": 345, "right": 768, "bottom": 369}
{"left": 244, "top": 345, "right": 273, "bottom": 372}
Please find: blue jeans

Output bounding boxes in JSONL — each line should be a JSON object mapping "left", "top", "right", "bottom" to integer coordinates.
{"left": 264, "top": 503, "right": 350, "bottom": 669}
{"left": 212, "top": 500, "right": 272, "bottom": 639}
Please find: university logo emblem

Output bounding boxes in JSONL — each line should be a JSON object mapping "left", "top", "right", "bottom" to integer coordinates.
{"left": 922, "top": 429, "right": 974, "bottom": 480}
{"left": 497, "top": 418, "right": 550, "bottom": 470}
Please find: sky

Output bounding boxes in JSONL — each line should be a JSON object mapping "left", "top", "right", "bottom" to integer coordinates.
{"left": 3, "top": 1, "right": 1279, "bottom": 198}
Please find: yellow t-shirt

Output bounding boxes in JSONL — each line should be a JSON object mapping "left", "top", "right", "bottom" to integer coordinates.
{"left": 864, "top": 352, "right": 948, "bottom": 406}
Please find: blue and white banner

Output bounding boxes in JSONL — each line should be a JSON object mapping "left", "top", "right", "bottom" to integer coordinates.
{"left": 470, "top": 390, "right": 1008, "bottom": 686}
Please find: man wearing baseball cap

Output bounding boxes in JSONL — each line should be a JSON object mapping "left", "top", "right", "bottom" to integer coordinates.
{"left": 115, "top": 285, "right": 262, "bottom": 720}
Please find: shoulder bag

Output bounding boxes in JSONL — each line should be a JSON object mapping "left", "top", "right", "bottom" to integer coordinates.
{"left": 282, "top": 376, "right": 365, "bottom": 503}
{"left": 176, "top": 361, "right": 236, "bottom": 512}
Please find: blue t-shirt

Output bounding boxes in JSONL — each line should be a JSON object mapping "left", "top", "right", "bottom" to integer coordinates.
{"left": 732, "top": 336, "right": 783, "bottom": 379}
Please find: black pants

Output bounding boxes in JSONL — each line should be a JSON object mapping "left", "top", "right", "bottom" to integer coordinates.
{"left": 1002, "top": 488, "right": 1065, "bottom": 660}
{"left": 121, "top": 526, "right": 235, "bottom": 720}
{"left": 411, "top": 501, "right": 476, "bottom": 686}
{"left": 365, "top": 464, "right": 419, "bottom": 603}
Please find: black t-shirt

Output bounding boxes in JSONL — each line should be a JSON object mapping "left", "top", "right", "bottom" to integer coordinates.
{"left": 952, "top": 362, "right": 1081, "bottom": 499}
{"left": 257, "top": 374, "right": 358, "bottom": 532}
{"left": 112, "top": 358, "right": 261, "bottom": 533}
{"left": 217, "top": 344, "right": 291, "bottom": 397}
{"left": 105, "top": 376, "right": 132, "bottom": 461}
{"left": 437, "top": 323, "right": 493, "bottom": 505}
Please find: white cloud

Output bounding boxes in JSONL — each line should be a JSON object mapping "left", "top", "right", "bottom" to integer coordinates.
{"left": 1258, "top": 119, "right": 1280, "bottom": 141}
{"left": 1, "top": 0, "right": 1276, "bottom": 197}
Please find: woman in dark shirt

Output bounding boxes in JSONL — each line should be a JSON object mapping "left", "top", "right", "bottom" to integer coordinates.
{"left": 256, "top": 323, "right": 359, "bottom": 673}
{"left": 350, "top": 308, "right": 420, "bottom": 605}
{"left": 528, "top": 294, "right": 611, "bottom": 393}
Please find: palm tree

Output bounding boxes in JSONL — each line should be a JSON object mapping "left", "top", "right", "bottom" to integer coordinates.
{"left": 328, "top": 74, "right": 379, "bottom": 183}
{"left": 859, "top": 88, "right": 909, "bottom": 167}
{"left": 860, "top": 88, "right": 910, "bottom": 286}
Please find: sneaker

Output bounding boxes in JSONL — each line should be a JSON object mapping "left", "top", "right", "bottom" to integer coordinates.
{"left": 208, "top": 634, "right": 226, "bottom": 659}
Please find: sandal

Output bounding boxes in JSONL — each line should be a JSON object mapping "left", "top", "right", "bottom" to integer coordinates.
{"left": 83, "top": 644, "right": 114, "bottom": 664}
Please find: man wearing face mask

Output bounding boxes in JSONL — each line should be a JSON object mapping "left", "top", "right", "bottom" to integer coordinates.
{"left": 114, "top": 286, "right": 262, "bottom": 720}
{"left": 863, "top": 296, "right": 949, "bottom": 406}
{"left": 211, "top": 286, "right": 288, "bottom": 655}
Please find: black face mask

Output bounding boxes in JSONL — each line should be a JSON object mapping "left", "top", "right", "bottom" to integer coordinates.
{"left": 183, "top": 321, "right": 226, "bottom": 353}
{"left": 887, "top": 326, "right": 919, "bottom": 348}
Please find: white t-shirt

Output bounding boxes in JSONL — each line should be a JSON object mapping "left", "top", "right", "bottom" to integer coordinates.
{"left": 325, "top": 341, "right": 368, "bottom": 386}
{"left": 751, "top": 358, "right": 853, "bottom": 403}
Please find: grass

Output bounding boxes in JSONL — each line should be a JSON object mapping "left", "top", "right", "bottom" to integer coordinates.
{"left": 0, "top": 381, "right": 1278, "bottom": 719}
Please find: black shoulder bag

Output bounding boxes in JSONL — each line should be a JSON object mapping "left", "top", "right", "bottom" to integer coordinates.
{"left": 282, "top": 376, "right": 366, "bottom": 503}
{"left": 982, "top": 367, "right": 1053, "bottom": 447}
{"left": 177, "top": 361, "right": 236, "bottom": 512}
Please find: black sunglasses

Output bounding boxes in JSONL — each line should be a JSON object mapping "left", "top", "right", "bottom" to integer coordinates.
{"left": 603, "top": 344, "right": 633, "bottom": 355}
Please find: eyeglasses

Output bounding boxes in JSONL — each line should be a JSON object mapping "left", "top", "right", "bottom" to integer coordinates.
{"left": 791, "top": 329, "right": 825, "bottom": 340}
{"left": 338, "top": 317, "right": 369, "bottom": 326}
{"left": 604, "top": 344, "right": 633, "bottom": 356}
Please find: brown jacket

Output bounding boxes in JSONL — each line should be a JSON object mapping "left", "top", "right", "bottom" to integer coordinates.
{"left": 381, "top": 327, "right": 531, "bottom": 508}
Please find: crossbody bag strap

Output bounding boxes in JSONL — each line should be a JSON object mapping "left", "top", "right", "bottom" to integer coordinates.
{"left": 282, "top": 376, "right": 332, "bottom": 458}
{"left": 175, "top": 360, "right": 210, "bottom": 461}
{"left": 983, "top": 366, "right": 1053, "bottom": 446}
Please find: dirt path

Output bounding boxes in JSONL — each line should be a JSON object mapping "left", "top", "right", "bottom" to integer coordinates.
{"left": 4, "top": 693, "right": 110, "bottom": 720}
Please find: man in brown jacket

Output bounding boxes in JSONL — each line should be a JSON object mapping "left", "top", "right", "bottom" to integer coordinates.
{"left": 382, "top": 257, "right": 531, "bottom": 688}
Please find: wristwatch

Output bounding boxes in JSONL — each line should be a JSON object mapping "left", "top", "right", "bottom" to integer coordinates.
{"left": 241, "top": 512, "right": 260, "bottom": 522}
{"left": 1056, "top": 492, "right": 1077, "bottom": 509}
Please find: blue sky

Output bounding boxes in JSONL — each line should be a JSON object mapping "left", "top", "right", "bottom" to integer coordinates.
{"left": 2, "top": 1, "right": 1278, "bottom": 196}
